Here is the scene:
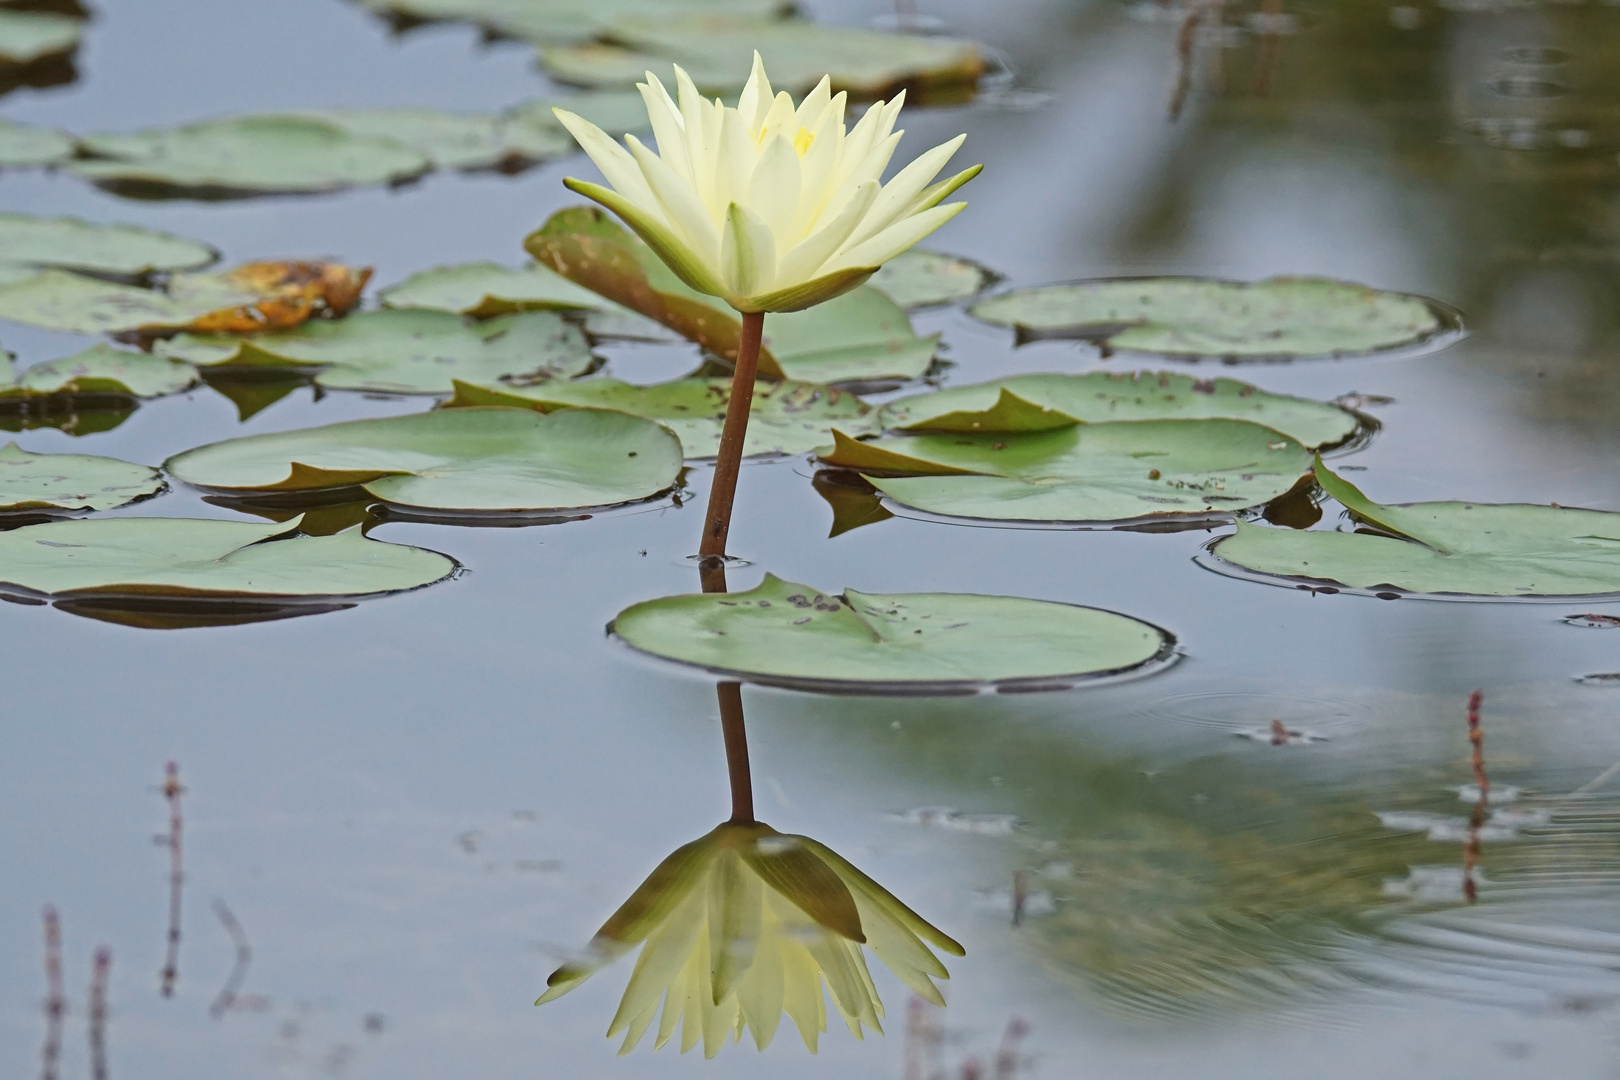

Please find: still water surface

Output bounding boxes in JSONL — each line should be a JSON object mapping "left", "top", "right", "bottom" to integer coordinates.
{"left": 3, "top": 0, "right": 1620, "bottom": 1076}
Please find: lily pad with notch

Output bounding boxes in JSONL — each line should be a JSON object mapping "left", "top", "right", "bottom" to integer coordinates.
{"left": 158, "top": 309, "right": 595, "bottom": 395}
{"left": 355, "top": 0, "right": 790, "bottom": 44}
{"left": 379, "top": 261, "right": 606, "bottom": 318}
{"left": 611, "top": 573, "right": 1175, "bottom": 693}
{"left": 446, "top": 375, "right": 876, "bottom": 458}
{"left": 970, "top": 276, "right": 1459, "bottom": 361}
{"left": 868, "top": 249, "right": 997, "bottom": 310}
{"left": 1207, "top": 459, "right": 1620, "bottom": 599}
{"left": 817, "top": 418, "right": 1312, "bottom": 526}
{"left": 164, "top": 406, "right": 684, "bottom": 514}
{"left": 0, "top": 118, "right": 74, "bottom": 166}
{"left": 0, "top": 344, "right": 199, "bottom": 401}
{"left": 0, "top": 441, "right": 165, "bottom": 513}
{"left": 878, "top": 371, "right": 1364, "bottom": 451}
{"left": 0, "top": 213, "right": 217, "bottom": 279}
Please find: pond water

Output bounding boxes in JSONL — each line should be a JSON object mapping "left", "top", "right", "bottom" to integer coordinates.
{"left": 4, "top": 0, "right": 1620, "bottom": 1077}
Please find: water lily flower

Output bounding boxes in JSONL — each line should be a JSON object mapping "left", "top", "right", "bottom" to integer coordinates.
{"left": 536, "top": 821, "right": 964, "bottom": 1057}
{"left": 551, "top": 54, "right": 981, "bottom": 314}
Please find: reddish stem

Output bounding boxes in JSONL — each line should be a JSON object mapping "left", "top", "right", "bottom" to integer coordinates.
{"left": 699, "top": 311, "right": 765, "bottom": 559}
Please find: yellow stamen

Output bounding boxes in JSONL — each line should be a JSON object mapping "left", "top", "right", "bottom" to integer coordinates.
{"left": 793, "top": 128, "right": 815, "bottom": 156}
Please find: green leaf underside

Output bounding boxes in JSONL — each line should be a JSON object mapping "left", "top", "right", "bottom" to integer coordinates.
{"left": 880, "top": 371, "right": 1359, "bottom": 449}
{"left": 69, "top": 116, "right": 432, "bottom": 194}
{"left": 283, "top": 107, "right": 570, "bottom": 169}
{"left": 0, "top": 517, "right": 453, "bottom": 598}
{"left": 164, "top": 407, "right": 683, "bottom": 512}
{"left": 867, "top": 250, "right": 994, "bottom": 309}
{"left": 1211, "top": 460, "right": 1620, "bottom": 597}
{"left": 820, "top": 419, "right": 1312, "bottom": 523}
{"left": 0, "top": 269, "right": 259, "bottom": 334}
{"left": 158, "top": 309, "right": 595, "bottom": 395}
{"left": 358, "top": 0, "right": 790, "bottom": 44}
{"left": 0, "top": 213, "right": 217, "bottom": 277}
{"left": 0, "top": 10, "right": 81, "bottom": 64}
{"left": 0, "top": 119, "right": 76, "bottom": 167}
{"left": 379, "top": 261, "right": 609, "bottom": 317}
{"left": 612, "top": 573, "right": 1169, "bottom": 688}
{"left": 970, "top": 277, "right": 1445, "bottom": 359}
{"left": 0, "top": 442, "right": 164, "bottom": 511}
{"left": 539, "top": 16, "right": 984, "bottom": 96}
{"left": 447, "top": 376, "right": 875, "bottom": 458}
{"left": 0, "top": 345, "right": 198, "bottom": 400}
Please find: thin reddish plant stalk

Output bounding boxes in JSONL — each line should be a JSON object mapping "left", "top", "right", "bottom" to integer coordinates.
{"left": 699, "top": 311, "right": 765, "bottom": 560}
{"left": 716, "top": 683, "right": 754, "bottom": 824}
{"left": 41, "top": 907, "right": 63, "bottom": 1080}
{"left": 88, "top": 947, "right": 110, "bottom": 1080}
{"left": 160, "top": 762, "right": 184, "bottom": 997}
{"left": 1463, "top": 689, "right": 1486, "bottom": 904}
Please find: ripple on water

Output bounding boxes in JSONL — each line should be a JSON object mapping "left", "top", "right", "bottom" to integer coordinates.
{"left": 1145, "top": 688, "right": 1374, "bottom": 738}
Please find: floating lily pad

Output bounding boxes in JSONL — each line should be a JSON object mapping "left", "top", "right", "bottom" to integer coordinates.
{"left": 540, "top": 16, "right": 985, "bottom": 97}
{"left": 379, "top": 262, "right": 606, "bottom": 318}
{"left": 165, "top": 406, "right": 683, "bottom": 513}
{"left": 527, "top": 207, "right": 938, "bottom": 383}
{"left": 969, "top": 277, "right": 1455, "bottom": 361}
{"left": 0, "top": 9, "right": 79, "bottom": 64}
{"left": 285, "top": 107, "right": 571, "bottom": 170}
{"left": 447, "top": 376, "right": 875, "bottom": 458}
{"left": 0, "top": 441, "right": 165, "bottom": 512}
{"left": 818, "top": 419, "right": 1312, "bottom": 525}
{"left": 358, "top": 0, "right": 790, "bottom": 44}
{"left": 0, "top": 344, "right": 198, "bottom": 399}
{"left": 611, "top": 574, "right": 1173, "bottom": 693}
{"left": 879, "top": 372, "right": 1362, "bottom": 450}
{"left": 500, "top": 90, "right": 652, "bottom": 140}
{"left": 159, "top": 309, "right": 593, "bottom": 395}
{"left": 868, "top": 250, "right": 996, "bottom": 310}
{"left": 1207, "top": 459, "right": 1620, "bottom": 598}
{"left": 0, "top": 213, "right": 217, "bottom": 278}
{"left": 69, "top": 115, "right": 432, "bottom": 197}
{"left": 0, "top": 117, "right": 74, "bottom": 166}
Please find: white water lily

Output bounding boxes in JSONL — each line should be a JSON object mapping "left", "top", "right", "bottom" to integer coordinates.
{"left": 552, "top": 54, "right": 980, "bottom": 313}
{"left": 536, "top": 821, "right": 963, "bottom": 1058}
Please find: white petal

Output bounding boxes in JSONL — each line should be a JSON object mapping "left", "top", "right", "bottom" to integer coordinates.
{"left": 775, "top": 178, "right": 879, "bottom": 286}
{"left": 841, "top": 134, "right": 963, "bottom": 251}
{"left": 826, "top": 202, "right": 966, "bottom": 273}
{"left": 722, "top": 202, "right": 777, "bottom": 297}
{"left": 625, "top": 134, "right": 720, "bottom": 265}
{"left": 736, "top": 51, "right": 772, "bottom": 132}
{"left": 758, "top": 90, "right": 798, "bottom": 143}
{"left": 746, "top": 134, "right": 802, "bottom": 245}
{"left": 789, "top": 103, "right": 845, "bottom": 239}
{"left": 551, "top": 108, "right": 660, "bottom": 216}
{"left": 713, "top": 106, "right": 755, "bottom": 219}
{"left": 637, "top": 74, "right": 691, "bottom": 182}
{"left": 674, "top": 66, "right": 716, "bottom": 211}
{"left": 793, "top": 76, "right": 832, "bottom": 131}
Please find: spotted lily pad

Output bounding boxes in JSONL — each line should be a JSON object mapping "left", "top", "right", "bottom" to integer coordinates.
{"left": 69, "top": 115, "right": 432, "bottom": 197}
{"left": 0, "top": 344, "right": 198, "bottom": 399}
{"left": 611, "top": 574, "right": 1173, "bottom": 693}
{"left": 447, "top": 376, "right": 875, "bottom": 458}
{"left": 165, "top": 407, "right": 683, "bottom": 513}
{"left": 0, "top": 118, "right": 74, "bottom": 166}
{"left": 879, "top": 372, "right": 1362, "bottom": 450}
{"left": 1207, "top": 459, "right": 1620, "bottom": 598}
{"left": 0, "top": 213, "right": 217, "bottom": 278}
{"left": 540, "top": 16, "right": 985, "bottom": 97}
{"left": 969, "top": 277, "right": 1454, "bottom": 361}
{"left": 0, "top": 9, "right": 80, "bottom": 64}
{"left": 379, "top": 262, "right": 606, "bottom": 318}
{"left": 0, "top": 441, "right": 165, "bottom": 512}
{"left": 868, "top": 250, "right": 996, "bottom": 310}
{"left": 158, "top": 309, "right": 594, "bottom": 395}
{"left": 284, "top": 107, "right": 571, "bottom": 170}
{"left": 818, "top": 419, "right": 1312, "bottom": 525}
{"left": 358, "top": 0, "right": 789, "bottom": 43}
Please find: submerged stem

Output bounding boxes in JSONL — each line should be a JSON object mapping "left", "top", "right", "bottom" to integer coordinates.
{"left": 699, "top": 310, "right": 766, "bottom": 559}
{"left": 717, "top": 682, "right": 755, "bottom": 824}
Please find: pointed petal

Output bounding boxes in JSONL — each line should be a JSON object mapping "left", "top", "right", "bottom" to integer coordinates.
{"left": 746, "top": 134, "right": 802, "bottom": 244}
{"left": 564, "top": 177, "right": 728, "bottom": 297}
{"left": 616, "top": 996, "right": 661, "bottom": 1054}
{"left": 552, "top": 108, "right": 659, "bottom": 211}
{"left": 736, "top": 51, "right": 772, "bottom": 132}
{"left": 606, "top": 888, "right": 706, "bottom": 1038}
{"left": 743, "top": 266, "right": 873, "bottom": 313}
{"left": 776, "top": 178, "right": 879, "bottom": 287}
{"left": 843, "top": 134, "right": 964, "bottom": 251}
{"left": 637, "top": 74, "right": 692, "bottom": 182}
{"left": 713, "top": 105, "right": 756, "bottom": 216}
{"left": 707, "top": 851, "right": 762, "bottom": 1005}
{"left": 827, "top": 202, "right": 966, "bottom": 274}
{"left": 722, "top": 202, "right": 776, "bottom": 299}
{"left": 780, "top": 943, "right": 826, "bottom": 1052}
{"left": 625, "top": 134, "right": 719, "bottom": 263}
{"left": 800, "top": 836, "right": 965, "bottom": 956}
{"left": 912, "top": 163, "right": 983, "bottom": 214}
{"left": 794, "top": 76, "right": 833, "bottom": 131}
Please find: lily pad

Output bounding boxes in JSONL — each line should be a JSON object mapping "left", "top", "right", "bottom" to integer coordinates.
{"left": 0, "top": 344, "right": 198, "bottom": 399}
{"left": 611, "top": 573, "right": 1173, "bottom": 693}
{"left": 969, "top": 277, "right": 1455, "bottom": 361}
{"left": 69, "top": 115, "right": 432, "bottom": 197}
{"left": 540, "top": 16, "right": 985, "bottom": 97}
{"left": 0, "top": 117, "right": 74, "bottom": 166}
{"left": 285, "top": 107, "right": 571, "bottom": 170}
{"left": 378, "top": 261, "right": 606, "bottom": 318}
{"left": 158, "top": 309, "right": 595, "bottom": 395}
{"left": 358, "top": 0, "right": 790, "bottom": 44}
{"left": 878, "top": 372, "right": 1362, "bottom": 450}
{"left": 1207, "top": 459, "right": 1620, "bottom": 598}
{"left": 447, "top": 376, "right": 875, "bottom": 458}
{"left": 0, "top": 441, "right": 165, "bottom": 512}
{"left": 765, "top": 288, "right": 939, "bottom": 385}
{"left": 0, "top": 213, "right": 217, "bottom": 278}
{"left": 164, "top": 406, "right": 683, "bottom": 513}
{"left": 0, "top": 517, "right": 455, "bottom": 615}
{"left": 868, "top": 250, "right": 996, "bottom": 310}
{"left": 0, "top": 9, "right": 79, "bottom": 64}
{"left": 499, "top": 90, "right": 652, "bottom": 140}
{"left": 817, "top": 419, "right": 1312, "bottom": 525}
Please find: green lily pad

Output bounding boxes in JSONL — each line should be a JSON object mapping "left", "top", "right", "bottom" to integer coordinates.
{"left": 157, "top": 309, "right": 596, "bottom": 396}
{"left": 969, "top": 277, "right": 1454, "bottom": 361}
{"left": 0, "top": 9, "right": 79, "bottom": 63}
{"left": 611, "top": 573, "right": 1173, "bottom": 693}
{"left": 0, "top": 344, "right": 198, "bottom": 399}
{"left": 500, "top": 90, "right": 652, "bottom": 140}
{"left": 526, "top": 207, "right": 938, "bottom": 384}
{"left": 447, "top": 375, "right": 875, "bottom": 458}
{"left": 0, "top": 441, "right": 165, "bottom": 512}
{"left": 1207, "top": 459, "right": 1620, "bottom": 598}
{"left": 818, "top": 419, "right": 1312, "bottom": 525}
{"left": 540, "top": 16, "right": 985, "bottom": 97}
{"left": 868, "top": 250, "right": 996, "bottom": 310}
{"left": 358, "top": 0, "right": 789, "bottom": 43}
{"left": 69, "top": 115, "right": 432, "bottom": 197}
{"left": 0, "top": 517, "right": 454, "bottom": 607}
{"left": 164, "top": 406, "right": 684, "bottom": 513}
{"left": 0, "top": 269, "right": 252, "bottom": 334}
{"left": 284, "top": 107, "right": 571, "bottom": 170}
{"left": 0, "top": 117, "right": 74, "bottom": 166}
{"left": 0, "top": 213, "right": 217, "bottom": 279}
{"left": 879, "top": 372, "right": 1362, "bottom": 450}
{"left": 378, "top": 262, "right": 607, "bottom": 318}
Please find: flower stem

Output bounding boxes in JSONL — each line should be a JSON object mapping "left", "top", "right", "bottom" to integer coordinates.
{"left": 699, "top": 310, "right": 766, "bottom": 559}
{"left": 716, "top": 682, "right": 755, "bottom": 824}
